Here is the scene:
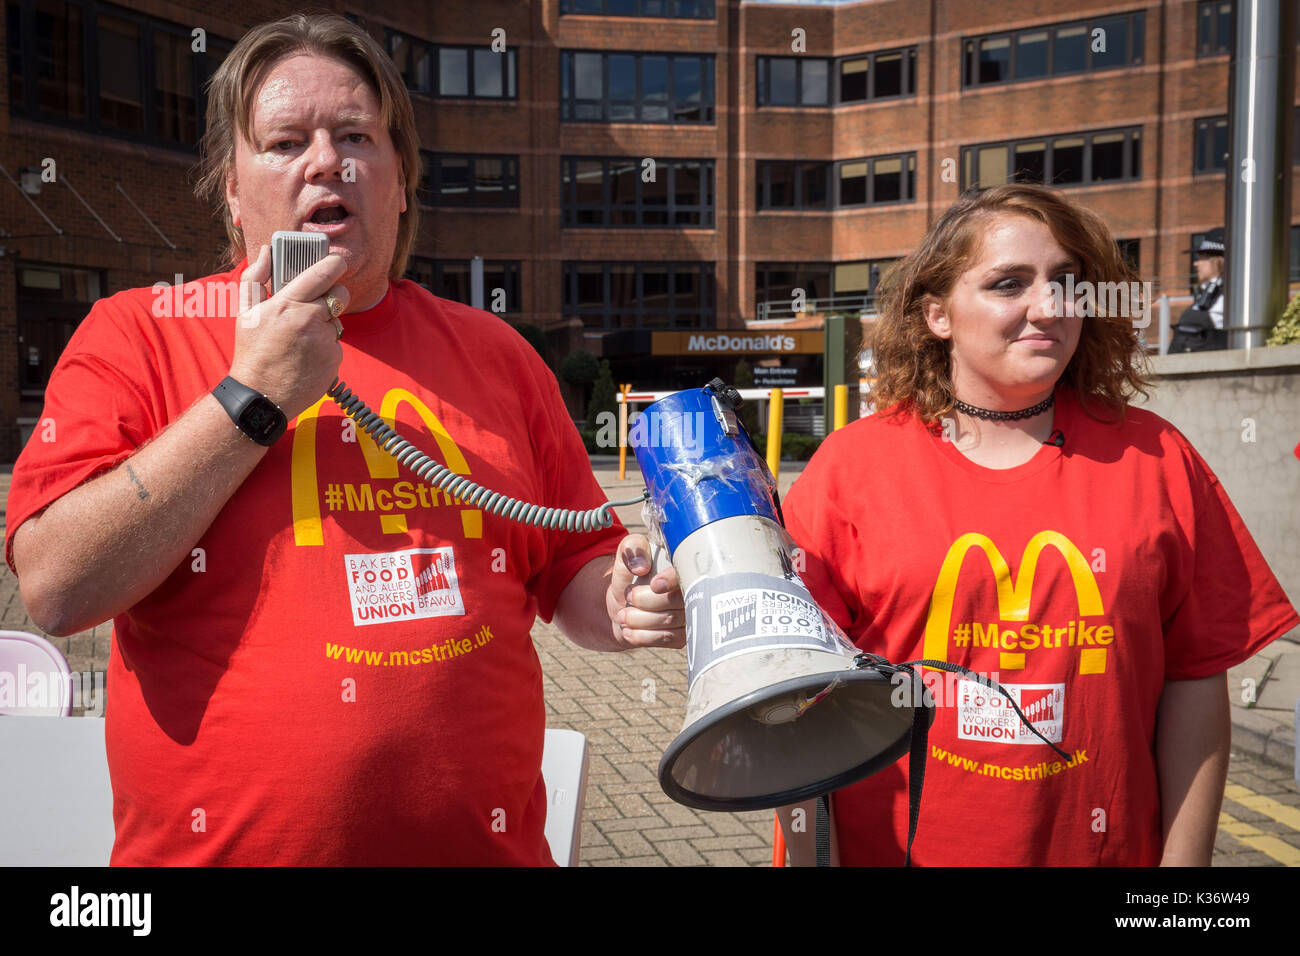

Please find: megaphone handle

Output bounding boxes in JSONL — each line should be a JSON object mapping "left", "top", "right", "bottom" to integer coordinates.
{"left": 649, "top": 538, "right": 672, "bottom": 580}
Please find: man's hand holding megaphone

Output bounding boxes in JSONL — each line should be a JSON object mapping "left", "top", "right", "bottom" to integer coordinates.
{"left": 606, "top": 533, "right": 686, "bottom": 650}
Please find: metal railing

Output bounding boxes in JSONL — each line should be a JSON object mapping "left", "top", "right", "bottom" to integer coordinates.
{"left": 755, "top": 294, "right": 878, "bottom": 323}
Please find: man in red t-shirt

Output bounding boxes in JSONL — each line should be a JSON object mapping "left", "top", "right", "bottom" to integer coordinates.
{"left": 5, "top": 14, "right": 684, "bottom": 865}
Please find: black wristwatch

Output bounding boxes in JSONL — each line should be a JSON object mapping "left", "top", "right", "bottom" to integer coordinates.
{"left": 213, "top": 376, "right": 288, "bottom": 446}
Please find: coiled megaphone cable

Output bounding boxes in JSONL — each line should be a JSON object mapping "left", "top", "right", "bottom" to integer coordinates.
{"left": 326, "top": 378, "right": 648, "bottom": 533}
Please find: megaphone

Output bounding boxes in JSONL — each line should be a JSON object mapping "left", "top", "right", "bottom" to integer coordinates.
{"left": 632, "top": 380, "right": 931, "bottom": 812}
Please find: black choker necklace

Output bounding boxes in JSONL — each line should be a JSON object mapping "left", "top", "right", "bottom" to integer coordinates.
{"left": 953, "top": 394, "right": 1054, "bottom": 421}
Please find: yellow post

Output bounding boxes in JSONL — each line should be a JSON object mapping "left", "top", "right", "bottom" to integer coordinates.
{"left": 765, "top": 388, "right": 784, "bottom": 482}
{"left": 618, "top": 384, "right": 632, "bottom": 480}
{"left": 833, "top": 384, "right": 849, "bottom": 431}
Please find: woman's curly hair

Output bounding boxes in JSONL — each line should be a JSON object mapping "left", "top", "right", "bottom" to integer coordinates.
{"left": 869, "top": 183, "right": 1152, "bottom": 424}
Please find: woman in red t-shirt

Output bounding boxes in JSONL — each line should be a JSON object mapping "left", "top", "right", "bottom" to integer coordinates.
{"left": 776, "top": 183, "right": 1298, "bottom": 865}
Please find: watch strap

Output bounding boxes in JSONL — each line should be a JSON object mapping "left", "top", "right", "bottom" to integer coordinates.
{"left": 213, "top": 376, "right": 287, "bottom": 446}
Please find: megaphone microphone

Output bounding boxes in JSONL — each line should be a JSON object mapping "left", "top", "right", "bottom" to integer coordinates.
{"left": 634, "top": 380, "right": 931, "bottom": 812}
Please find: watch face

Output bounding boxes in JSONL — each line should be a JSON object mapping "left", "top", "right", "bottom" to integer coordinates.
{"left": 240, "top": 398, "right": 283, "bottom": 442}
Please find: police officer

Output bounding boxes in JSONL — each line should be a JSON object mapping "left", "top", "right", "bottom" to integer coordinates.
{"left": 1169, "top": 228, "right": 1227, "bottom": 352}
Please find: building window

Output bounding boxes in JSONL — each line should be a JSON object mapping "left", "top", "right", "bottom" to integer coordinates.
{"left": 1197, "top": 1, "right": 1233, "bottom": 56}
{"left": 6, "top": 0, "right": 231, "bottom": 149}
{"left": 406, "top": 258, "right": 522, "bottom": 314}
{"left": 962, "top": 11, "right": 1145, "bottom": 87}
{"left": 562, "top": 157, "right": 713, "bottom": 227}
{"left": 561, "top": 51, "right": 713, "bottom": 123}
{"left": 757, "top": 47, "right": 916, "bottom": 107}
{"left": 961, "top": 128, "right": 1142, "bottom": 188}
{"left": 755, "top": 161, "right": 830, "bottom": 209}
{"left": 757, "top": 56, "right": 829, "bottom": 106}
{"left": 560, "top": 0, "right": 715, "bottom": 17}
{"left": 388, "top": 31, "right": 517, "bottom": 99}
{"left": 419, "top": 153, "right": 519, "bottom": 207}
{"left": 1193, "top": 116, "right": 1228, "bottom": 174}
{"left": 756, "top": 154, "right": 916, "bottom": 209}
{"left": 562, "top": 261, "right": 715, "bottom": 330}
{"left": 837, "top": 48, "right": 917, "bottom": 102}
{"left": 755, "top": 259, "right": 898, "bottom": 316}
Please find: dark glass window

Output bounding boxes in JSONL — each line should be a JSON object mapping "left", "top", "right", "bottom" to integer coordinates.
{"left": 757, "top": 155, "right": 914, "bottom": 209}
{"left": 801, "top": 162, "right": 828, "bottom": 207}
{"left": 768, "top": 57, "right": 797, "bottom": 105}
{"left": 1197, "top": 1, "right": 1233, "bottom": 57}
{"left": 97, "top": 13, "right": 142, "bottom": 132}
{"left": 562, "top": 51, "right": 714, "bottom": 123}
{"left": 1052, "top": 136, "right": 1085, "bottom": 184}
{"left": 154, "top": 28, "right": 195, "bottom": 142}
{"left": 964, "top": 12, "right": 1144, "bottom": 87}
{"left": 1016, "top": 31, "right": 1049, "bottom": 79}
{"left": 1054, "top": 25, "right": 1088, "bottom": 73}
{"left": 1091, "top": 16, "right": 1128, "bottom": 70}
{"left": 562, "top": 157, "right": 714, "bottom": 227}
{"left": 839, "top": 161, "right": 866, "bottom": 205}
{"left": 1194, "top": 115, "right": 1229, "bottom": 173}
{"left": 962, "top": 129, "right": 1141, "bottom": 188}
{"left": 763, "top": 46, "right": 915, "bottom": 106}
{"left": 7, "top": 1, "right": 231, "bottom": 149}
{"left": 407, "top": 258, "right": 522, "bottom": 314}
{"left": 440, "top": 48, "right": 468, "bottom": 96}
{"left": 389, "top": 32, "right": 517, "bottom": 99}
{"left": 1014, "top": 141, "right": 1047, "bottom": 183}
{"left": 420, "top": 153, "right": 520, "bottom": 207}
{"left": 978, "top": 37, "right": 1010, "bottom": 84}
{"left": 24, "top": 0, "right": 86, "bottom": 120}
{"left": 802, "top": 58, "right": 829, "bottom": 105}
{"left": 562, "top": 262, "right": 716, "bottom": 330}
{"left": 559, "top": 0, "right": 716, "bottom": 17}
{"left": 839, "top": 57, "right": 867, "bottom": 101}
{"left": 1090, "top": 132, "right": 1126, "bottom": 181}
{"left": 872, "top": 156, "right": 904, "bottom": 202}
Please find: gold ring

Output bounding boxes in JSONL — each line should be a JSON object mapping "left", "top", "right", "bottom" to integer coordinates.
{"left": 331, "top": 318, "right": 344, "bottom": 341}
{"left": 325, "top": 293, "right": 345, "bottom": 319}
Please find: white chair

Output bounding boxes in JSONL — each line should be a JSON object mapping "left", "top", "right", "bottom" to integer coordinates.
{"left": 541, "top": 727, "right": 590, "bottom": 867}
{"left": 0, "top": 717, "right": 588, "bottom": 866}
{"left": 0, "top": 630, "right": 72, "bottom": 716}
{"left": 0, "top": 716, "right": 114, "bottom": 865}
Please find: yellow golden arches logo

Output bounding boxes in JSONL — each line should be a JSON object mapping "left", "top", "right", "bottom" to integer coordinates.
{"left": 921, "top": 531, "right": 1107, "bottom": 675}
{"left": 290, "top": 389, "right": 482, "bottom": 546}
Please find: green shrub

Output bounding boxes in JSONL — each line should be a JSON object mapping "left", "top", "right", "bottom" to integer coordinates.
{"left": 752, "top": 432, "right": 824, "bottom": 461}
{"left": 586, "top": 360, "right": 618, "bottom": 433}
{"left": 560, "top": 349, "right": 600, "bottom": 387}
{"left": 1268, "top": 294, "right": 1300, "bottom": 346}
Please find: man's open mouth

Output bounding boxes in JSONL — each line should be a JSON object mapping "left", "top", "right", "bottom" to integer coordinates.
{"left": 309, "top": 205, "right": 349, "bottom": 224}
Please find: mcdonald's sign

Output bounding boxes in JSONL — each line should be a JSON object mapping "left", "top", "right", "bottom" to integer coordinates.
{"left": 290, "top": 388, "right": 482, "bottom": 546}
{"left": 922, "top": 531, "right": 1109, "bottom": 676}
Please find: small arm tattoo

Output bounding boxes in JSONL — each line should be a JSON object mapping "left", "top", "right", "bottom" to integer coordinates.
{"left": 126, "top": 464, "right": 149, "bottom": 501}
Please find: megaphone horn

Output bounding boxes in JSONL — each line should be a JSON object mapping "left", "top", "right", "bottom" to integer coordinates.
{"left": 633, "top": 380, "right": 931, "bottom": 812}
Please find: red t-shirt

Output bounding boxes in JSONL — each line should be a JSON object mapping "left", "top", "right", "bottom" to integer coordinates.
{"left": 5, "top": 264, "right": 624, "bottom": 865}
{"left": 782, "top": 387, "right": 1298, "bottom": 866}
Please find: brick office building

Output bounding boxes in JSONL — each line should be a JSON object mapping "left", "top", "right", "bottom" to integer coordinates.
{"left": 0, "top": 0, "right": 1290, "bottom": 460}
